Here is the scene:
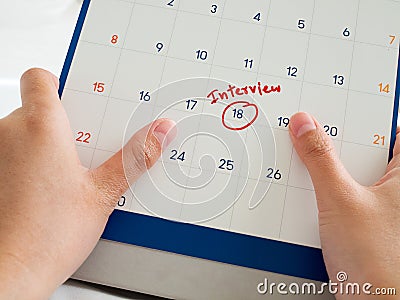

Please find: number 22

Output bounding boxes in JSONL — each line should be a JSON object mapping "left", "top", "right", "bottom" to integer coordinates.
{"left": 76, "top": 132, "right": 91, "bottom": 144}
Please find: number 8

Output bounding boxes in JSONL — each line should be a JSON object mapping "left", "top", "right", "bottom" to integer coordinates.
{"left": 111, "top": 34, "right": 119, "bottom": 44}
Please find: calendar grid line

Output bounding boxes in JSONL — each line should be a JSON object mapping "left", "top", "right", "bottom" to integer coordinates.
{"left": 153, "top": 0, "right": 200, "bottom": 219}
{"left": 130, "top": 0, "right": 186, "bottom": 214}
{"left": 87, "top": 141, "right": 389, "bottom": 189}
{"left": 178, "top": 0, "right": 229, "bottom": 221}
{"left": 63, "top": 0, "right": 400, "bottom": 250}
{"left": 79, "top": 26, "right": 399, "bottom": 54}
{"left": 118, "top": 0, "right": 400, "bottom": 6}
{"left": 340, "top": 0, "right": 362, "bottom": 162}
{"left": 206, "top": 0, "right": 228, "bottom": 76}
{"left": 129, "top": 156, "right": 395, "bottom": 217}
{"left": 64, "top": 87, "right": 391, "bottom": 152}
{"left": 79, "top": 138, "right": 390, "bottom": 187}
{"left": 75, "top": 40, "right": 396, "bottom": 100}
{"left": 228, "top": 0, "right": 273, "bottom": 230}
{"left": 101, "top": 1, "right": 138, "bottom": 212}
{"left": 75, "top": 124, "right": 389, "bottom": 158}
{"left": 87, "top": 2, "right": 136, "bottom": 171}
{"left": 278, "top": 0, "right": 317, "bottom": 240}
{"left": 101, "top": 1, "right": 400, "bottom": 51}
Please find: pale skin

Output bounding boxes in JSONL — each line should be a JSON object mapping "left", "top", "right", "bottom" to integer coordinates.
{"left": 289, "top": 113, "right": 400, "bottom": 299}
{"left": 0, "top": 69, "right": 398, "bottom": 299}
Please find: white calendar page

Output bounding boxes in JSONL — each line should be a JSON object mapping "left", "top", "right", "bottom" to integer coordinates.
{"left": 61, "top": 0, "right": 400, "bottom": 250}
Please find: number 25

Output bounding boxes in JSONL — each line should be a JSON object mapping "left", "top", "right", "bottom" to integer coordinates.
{"left": 219, "top": 159, "right": 234, "bottom": 171}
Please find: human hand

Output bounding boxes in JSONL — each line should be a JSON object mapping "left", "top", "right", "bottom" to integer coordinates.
{"left": 0, "top": 68, "right": 176, "bottom": 299}
{"left": 289, "top": 112, "right": 400, "bottom": 299}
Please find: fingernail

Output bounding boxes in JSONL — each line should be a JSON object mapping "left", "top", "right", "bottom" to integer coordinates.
{"left": 51, "top": 74, "right": 60, "bottom": 90}
{"left": 153, "top": 119, "right": 177, "bottom": 149}
{"left": 290, "top": 112, "right": 316, "bottom": 138}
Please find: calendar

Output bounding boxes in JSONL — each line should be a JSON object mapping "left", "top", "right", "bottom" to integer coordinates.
{"left": 60, "top": 0, "right": 400, "bottom": 281}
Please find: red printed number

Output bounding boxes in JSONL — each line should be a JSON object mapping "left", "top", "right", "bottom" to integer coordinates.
{"left": 93, "top": 82, "right": 105, "bottom": 93}
{"left": 76, "top": 132, "right": 91, "bottom": 144}
{"left": 373, "top": 134, "right": 385, "bottom": 146}
{"left": 111, "top": 34, "right": 119, "bottom": 44}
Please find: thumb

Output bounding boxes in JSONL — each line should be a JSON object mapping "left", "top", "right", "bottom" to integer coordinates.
{"left": 20, "top": 68, "right": 60, "bottom": 109}
{"left": 90, "top": 119, "right": 177, "bottom": 212}
{"left": 289, "top": 112, "right": 356, "bottom": 206}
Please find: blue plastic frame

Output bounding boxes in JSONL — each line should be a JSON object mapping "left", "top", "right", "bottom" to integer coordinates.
{"left": 59, "top": 0, "right": 400, "bottom": 283}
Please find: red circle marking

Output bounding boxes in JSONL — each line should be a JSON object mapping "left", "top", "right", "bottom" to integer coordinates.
{"left": 222, "top": 101, "right": 259, "bottom": 131}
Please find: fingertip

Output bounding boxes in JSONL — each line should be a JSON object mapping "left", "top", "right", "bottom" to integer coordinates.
{"left": 50, "top": 72, "right": 60, "bottom": 90}
{"left": 20, "top": 68, "right": 60, "bottom": 107}
{"left": 288, "top": 112, "right": 353, "bottom": 196}
{"left": 122, "top": 118, "right": 177, "bottom": 172}
{"left": 151, "top": 118, "right": 177, "bottom": 150}
{"left": 289, "top": 112, "right": 317, "bottom": 139}
{"left": 89, "top": 120, "right": 177, "bottom": 212}
{"left": 392, "top": 127, "right": 400, "bottom": 156}
{"left": 21, "top": 68, "right": 58, "bottom": 89}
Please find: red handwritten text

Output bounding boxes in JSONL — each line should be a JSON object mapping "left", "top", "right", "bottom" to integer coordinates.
{"left": 207, "top": 82, "right": 281, "bottom": 104}
{"left": 222, "top": 101, "right": 259, "bottom": 131}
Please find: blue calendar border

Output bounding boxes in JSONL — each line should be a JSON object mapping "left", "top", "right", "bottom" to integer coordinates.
{"left": 59, "top": 0, "right": 400, "bottom": 283}
{"left": 58, "top": 0, "right": 91, "bottom": 97}
{"left": 389, "top": 51, "right": 400, "bottom": 160}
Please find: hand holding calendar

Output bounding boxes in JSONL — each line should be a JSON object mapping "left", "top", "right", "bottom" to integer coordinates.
{"left": 0, "top": 70, "right": 399, "bottom": 299}
{"left": 1, "top": 0, "right": 400, "bottom": 297}
{"left": 63, "top": 0, "right": 399, "bottom": 250}
{"left": 0, "top": 69, "right": 175, "bottom": 299}
{"left": 289, "top": 112, "right": 400, "bottom": 293}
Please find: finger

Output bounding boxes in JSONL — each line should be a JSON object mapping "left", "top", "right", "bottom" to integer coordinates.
{"left": 393, "top": 127, "right": 400, "bottom": 157}
{"left": 386, "top": 128, "right": 400, "bottom": 172}
{"left": 20, "top": 68, "right": 60, "bottom": 109}
{"left": 90, "top": 119, "right": 177, "bottom": 210}
{"left": 289, "top": 112, "right": 357, "bottom": 206}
